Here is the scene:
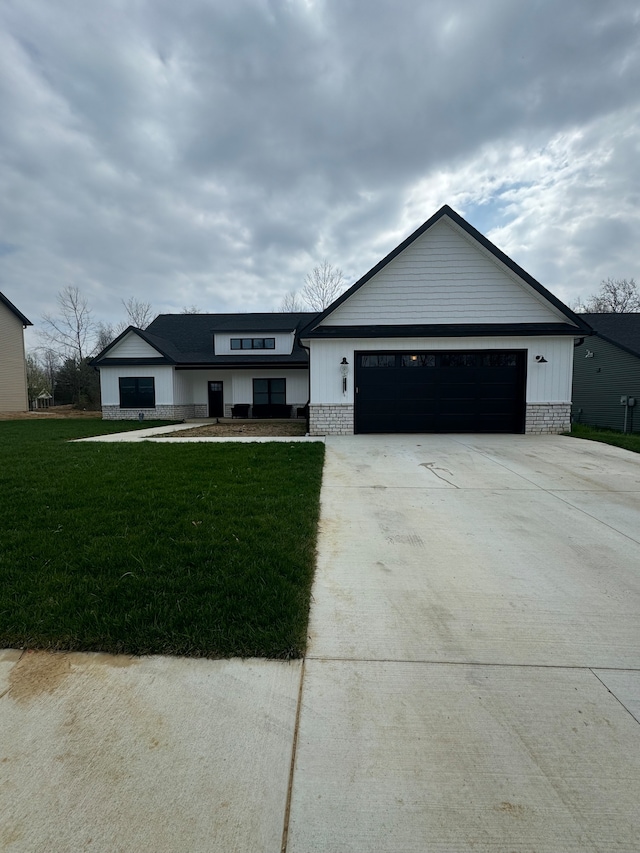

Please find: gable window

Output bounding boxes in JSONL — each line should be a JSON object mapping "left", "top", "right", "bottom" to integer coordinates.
{"left": 253, "top": 378, "right": 286, "bottom": 405}
{"left": 119, "top": 377, "right": 155, "bottom": 408}
{"left": 230, "top": 338, "right": 276, "bottom": 350}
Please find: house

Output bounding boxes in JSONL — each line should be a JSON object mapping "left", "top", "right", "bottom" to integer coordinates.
{"left": 93, "top": 312, "right": 316, "bottom": 420}
{"left": 572, "top": 313, "right": 640, "bottom": 433}
{"left": 93, "top": 205, "right": 591, "bottom": 435}
{"left": 0, "top": 292, "right": 32, "bottom": 413}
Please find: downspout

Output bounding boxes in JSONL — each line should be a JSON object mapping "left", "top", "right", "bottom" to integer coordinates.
{"left": 298, "top": 336, "right": 311, "bottom": 434}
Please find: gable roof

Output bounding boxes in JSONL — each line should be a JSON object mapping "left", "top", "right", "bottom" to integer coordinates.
{"left": 579, "top": 313, "right": 640, "bottom": 359}
{"left": 0, "top": 292, "right": 32, "bottom": 327}
{"left": 91, "top": 313, "right": 319, "bottom": 367}
{"left": 300, "top": 205, "right": 591, "bottom": 337}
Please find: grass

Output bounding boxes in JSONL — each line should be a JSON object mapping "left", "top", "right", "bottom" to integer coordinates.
{"left": 0, "top": 420, "right": 324, "bottom": 659}
{"left": 567, "top": 423, "right": 640, "bottom": 454}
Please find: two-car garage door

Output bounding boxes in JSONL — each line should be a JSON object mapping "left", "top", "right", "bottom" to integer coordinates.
{"left": 354, "top": 350, "right": 526, "bottom": 434}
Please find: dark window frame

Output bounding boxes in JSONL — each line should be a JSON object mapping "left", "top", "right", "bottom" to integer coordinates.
{"left": 230, "top": 337, "right": 276, "bottom": 350}
{"left": 253, "top": 378, "right": 286, "bottom": 405}
{"left": 119, "top": 376, "right": 155, "bottom": 409}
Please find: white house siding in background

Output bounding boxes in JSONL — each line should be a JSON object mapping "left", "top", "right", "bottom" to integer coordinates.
{"left": 0, "top": 300, "right": 29, "bottom": 412}
{"left": 308, "top": 337, "right": 574, "bottom": 405}
{"left": 324, "top": 220, "right": 566, "bottom": 326}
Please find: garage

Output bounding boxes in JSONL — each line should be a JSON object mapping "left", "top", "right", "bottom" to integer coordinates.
{"left": 354, "top": 350, "right": 526, "bottom": 434}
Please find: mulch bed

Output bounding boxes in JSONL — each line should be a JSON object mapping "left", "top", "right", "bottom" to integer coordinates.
{"left": 162, "top": 420, "right": 308, "bottom": 438}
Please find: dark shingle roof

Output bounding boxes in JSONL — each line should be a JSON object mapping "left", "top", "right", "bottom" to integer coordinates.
{"left": 579, "top": 313, "right": 640, "bottom": 359}
{"left": 93, "top": 312, "right": 319, "bottom": 366}
{"left": 0, "top": 292, "right": 32, "bottom": 327}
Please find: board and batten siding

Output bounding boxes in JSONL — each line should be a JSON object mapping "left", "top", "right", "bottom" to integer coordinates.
{"left": 323, "top": 220, "right": 567, "bottom": 326}
{"left": 103, "top": 332, "right": 164, "bottom": 359}
{"left": 307, "top": 337, "right": 574, "bottom": 405}
{"left": 572, "top": 337, "right": 640, "bottom": 433}
{"left": 214, "top": 331, "right": 295, "bottom": 356}
{"left": 98, "top": 365, "right": 175, "bottom": 406}
{"left": 0, "top": 302, "right": 29, "bottom": 411}
{"left": 179, "top": 369, "right": 308, "bottom": 406}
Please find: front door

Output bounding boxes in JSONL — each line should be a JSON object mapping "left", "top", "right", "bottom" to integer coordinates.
{"left": 208, "top": 381, "right": 224, "bottom": 417}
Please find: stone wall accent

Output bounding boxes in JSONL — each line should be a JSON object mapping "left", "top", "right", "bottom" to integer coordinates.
{"left": 309, "top": 404, "right": 354, "bottom": 436}
{"left": 102, "top": 405, "right": 195, "bottom": 421}
{"left": 525, "top": 403, "right": 571, "bottom": 434}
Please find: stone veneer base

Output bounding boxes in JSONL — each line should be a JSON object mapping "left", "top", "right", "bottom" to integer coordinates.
{"left": 102, "top": 405, "right": 195, "bottom": 421}
{"left": 525, "top": 402, "right": 571, "bottom": 434}
{"left": 309, "top": 404, "right": 354, "bottom": 436}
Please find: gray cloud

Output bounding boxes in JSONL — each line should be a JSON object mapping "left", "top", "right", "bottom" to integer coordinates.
{"left": 0, "top": 0, "right": 639, "bottom": 346}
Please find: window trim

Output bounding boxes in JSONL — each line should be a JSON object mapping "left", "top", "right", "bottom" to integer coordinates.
{"left": 230, "top": 337, "right": 276, "bottom": 351}
{"left": 119, "top": 376, "right": 156, "bottom": 409}
{"left": 253, "top": 377, "right": 286, "bottom": 405}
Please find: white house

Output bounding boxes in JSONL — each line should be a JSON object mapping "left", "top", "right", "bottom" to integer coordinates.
{"left": 93, "top": 205, "right": 591, "bottom": 434}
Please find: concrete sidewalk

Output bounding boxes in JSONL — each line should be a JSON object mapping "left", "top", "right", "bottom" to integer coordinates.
{"left": 1, "top": 434, "right": 639, "bottom": 851}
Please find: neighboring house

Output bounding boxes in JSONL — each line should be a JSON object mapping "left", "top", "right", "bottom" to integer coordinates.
{"left": 0, "top": 292, "right": 32, "bottom": 413}
{"left": 572, "top": 313, "right": 640, "bottom": 433}
{"left": 93, "top": 205, "right": 591, "bottom": 435}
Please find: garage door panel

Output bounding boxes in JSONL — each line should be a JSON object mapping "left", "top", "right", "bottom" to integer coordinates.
{"left": 355, "top": 350, "right": 525, "bottom": 434}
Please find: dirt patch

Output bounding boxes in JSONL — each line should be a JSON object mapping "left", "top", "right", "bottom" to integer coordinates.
{"left": 0, "top": 405, "right": 102, "bottom": 421}
{"left": 163, "top": 420, "right": 308, "bottom": 438}
{"left": 8, "top": 651, "right": 72, "bottom": 705}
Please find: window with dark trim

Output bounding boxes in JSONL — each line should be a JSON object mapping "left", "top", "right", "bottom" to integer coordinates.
{"left": 401, "top": 354, "right": 436, "bottom": 368}
{"left": 360, "top": 354, "right": 396, "bottom": 368}
{"left": 119, "top": 377, "right": 155, "bottom": 408}
{"left": 230, "top": 337, "right": 276, "bottom": 350}
{"left": 253, "top": 378, "right": 286, "bottom": 405}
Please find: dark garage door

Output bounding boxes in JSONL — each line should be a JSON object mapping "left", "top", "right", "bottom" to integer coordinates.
{"left": 355, "top": 350, "right": 526, "bottom": 434}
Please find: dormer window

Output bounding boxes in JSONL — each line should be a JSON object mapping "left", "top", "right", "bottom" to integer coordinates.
{"left": 230, "top": 337, "right": 275, "bottom": 350}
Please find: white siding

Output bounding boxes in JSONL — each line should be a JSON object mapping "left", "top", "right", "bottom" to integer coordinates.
{"left": 99, "top": 365, "right": 176, "bottom": 406}
{"left": 323, "top": 219, "right": 569, "bottom": 326}
{"left": 214, "top": 331, "right": 295, "bottom": 356}
{"left": 308, "top": 337, "right": 574, "bottom": 405}
{"left": 104, "top": 332, "right": 164, "bottom": 358}
{"left": 183, "top": 369, "right": 308, "bottom": 406}
{"left": 0, "top": 302, "right": 28, "bottom": 411}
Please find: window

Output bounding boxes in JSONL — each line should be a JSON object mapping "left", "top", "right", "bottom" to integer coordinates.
{"left": 401, "top": 354, "right": 436, "bottom": 368}
{"left": 119, "top": 377, "right": 155, "bottom": 408}
{"left": 253, "top": 378, "right": 286, "bottom": 405}
{"left": 482, "top": 353, "right": 518, "bottom": 368}
{"left": 440, "top": 354, "right": 478, "bottom": 368}
{"left": 231, "top": 337, "right": 276, "bottom": 350}
{"left": 360, "top": 354, "right": 396, "bottom": 368}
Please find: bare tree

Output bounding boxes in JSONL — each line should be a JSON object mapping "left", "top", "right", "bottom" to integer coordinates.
{"left": 41, "top": 285, "right": 96, "bottom": 361}
{"left": 301, "top": 260, "right": 345, "bottom": 311}
{"left": 577, "top": 278, "right": 640, "bottom": 312}
{"left": 181, "top": 304, "right": 203, "bottom": 314}
{"left": 122, "top": 297, "right": 156, "bottom": 329}
{"left": 94, "top": 322, "right": 116, "bottom": 354}
{"left": 25, "top": 352, "right": 51, "bottom": 401}
{"left": 279, "top": 291, "right": 304, "bottom": 312}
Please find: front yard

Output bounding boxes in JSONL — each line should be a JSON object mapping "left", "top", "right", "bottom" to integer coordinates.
{"left": 0, "top": 421, "right": 324, "bottom": 659}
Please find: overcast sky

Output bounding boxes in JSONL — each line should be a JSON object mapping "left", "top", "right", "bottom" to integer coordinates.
{"left": 1, "top": 0, "right": 639, "bottom": 348}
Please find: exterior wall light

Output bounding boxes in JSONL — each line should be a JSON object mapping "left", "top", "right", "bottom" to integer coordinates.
{"left": 535, "top": 355, "right": 548, "bottom": 363}
{"left": 340, "top": 357, "right": 349, "bottom": 394}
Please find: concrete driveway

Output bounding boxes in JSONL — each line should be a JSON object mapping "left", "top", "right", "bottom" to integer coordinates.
{"left": 1, "top": 434, "right": 639, "bottom": 852}
{"left": 287, "top": 434, "right": 640, "bottom": 852}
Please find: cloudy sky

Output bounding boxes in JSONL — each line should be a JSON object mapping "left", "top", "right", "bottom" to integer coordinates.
{"left": 1, "top": 0, "right": 639, "bottom": 348}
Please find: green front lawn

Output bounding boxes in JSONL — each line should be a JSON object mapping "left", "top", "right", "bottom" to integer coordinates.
{"left": 0, "top": 421, "right": 324, "bottom": 659}
{"left": 567, "top": 423, "right": 640, "bottom": 454}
